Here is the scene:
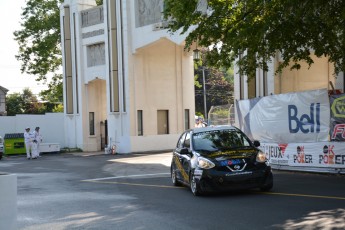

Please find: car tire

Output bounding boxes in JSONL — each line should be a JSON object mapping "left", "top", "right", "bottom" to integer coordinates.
{"left": 190, "top": 173, "right": 202, "bottom": 196}
{"left": 260, "top": 172, "right": 273, "bottom": 192}
{"left": 171, "top": 165, "right": 181, "bottom": 186}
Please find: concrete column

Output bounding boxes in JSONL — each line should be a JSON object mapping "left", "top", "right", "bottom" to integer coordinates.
{"left": 0, "top": 173, "right": 17, "bottom": 230}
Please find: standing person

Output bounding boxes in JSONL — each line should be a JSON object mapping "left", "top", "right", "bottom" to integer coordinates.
{"left": 33, "top": 127, "right": 42, "bottom": 158}
{"left": 24, "top": 127, "right": 33, "bottom": 160}
{"left": 195, "top": 118, "right": 206, "bottom": 128}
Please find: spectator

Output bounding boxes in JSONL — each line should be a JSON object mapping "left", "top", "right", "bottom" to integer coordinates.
{"left": 32, "top": 127, "right": 42, "bottom": 158}
{"left": 24, "top": 127, "right": 34, "bottom": 160}
{"left": 195, "top": 118, "right": 206, "bottom": 128}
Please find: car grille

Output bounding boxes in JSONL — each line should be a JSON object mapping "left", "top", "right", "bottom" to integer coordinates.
{"left": 216, "top": 158, "right": 256, "bottom": 172}
{"left": 222, "top": 177, "right": 262, "bottom": 186}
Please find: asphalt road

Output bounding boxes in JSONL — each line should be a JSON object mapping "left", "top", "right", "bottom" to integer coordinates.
{"left": 0, "top": 152, "right": 344, "bottom": 230}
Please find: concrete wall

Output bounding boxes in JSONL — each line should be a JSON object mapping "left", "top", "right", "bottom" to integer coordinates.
{"left": 131, "top": 39, "right": 194, "bottom": 134}
{"left": 128, "top": 39, "right": 195, "bottom": 152}
{"left": 275, "top": 54, "right": 336, "bottom": 94}
{"left": 0, "top": 113, "right": 65, "bottom": 147}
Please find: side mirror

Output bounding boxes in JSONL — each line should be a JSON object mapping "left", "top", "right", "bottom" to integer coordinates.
{"left": 180, "top": 148, "right": 189, "bottom": 155}
{"left": 253, "top": 140, "right": 260, "bottom": 147}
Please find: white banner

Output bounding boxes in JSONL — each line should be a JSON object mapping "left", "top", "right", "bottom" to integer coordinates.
{"left": 236, "top": 89, "right": 330, "bottom": 143}
{"left": 260, "top": 142, "right": 345, "bottom": 168}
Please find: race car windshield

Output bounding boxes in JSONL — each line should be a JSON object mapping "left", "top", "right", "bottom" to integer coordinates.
{"left": 192, "top": 130, "right": 252, "bottom": 152}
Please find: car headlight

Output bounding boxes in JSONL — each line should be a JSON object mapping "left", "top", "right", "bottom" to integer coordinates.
{"left": 197, "top": 157, "right": 215, "bottom": 169}
{"left": 256, "top": 151, "right": 267, "bottom": 163}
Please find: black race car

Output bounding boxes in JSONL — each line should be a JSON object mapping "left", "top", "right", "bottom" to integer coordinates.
{"left": 170, "top": 125, "right": 273, "bottom": 196}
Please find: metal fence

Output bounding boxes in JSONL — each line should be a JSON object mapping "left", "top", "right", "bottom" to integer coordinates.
{"left": 208, "top": 104, "right": 235, "bottom": 126}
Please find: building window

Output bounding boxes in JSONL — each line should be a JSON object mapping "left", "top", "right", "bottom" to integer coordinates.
{"left": 184, "top": 109, "right": 190, "bottom": 130}
{"left": 89, "top": 112, "right": 95, "bottom": 135}
{"left": 157, "top": 110, "right": 169, "bottom": 134}
{"left": 138, "top": 110, "right": 143, "bottom": 136}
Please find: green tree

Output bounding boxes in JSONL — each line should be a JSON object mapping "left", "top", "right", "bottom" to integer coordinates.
{"left": 52, "top": 103, "right": 64, "bottom": 112}
{"left": 13, "top": 0, "right": 103, "bottom": 101}
{"left": 14, "top": 0, "right": 63, "bottom": 81}
{"left": 194, "top": 49, "right": 233, "bottom": 118}
{"left": 6, "top": 88, "right": 46, "bottom": 115}
{"left": 164, "top": 0, "right": 345, "bottom": 77}
{"left": 6, "top": 93, "right": 24, "bottom": 116}
{"left": 39, "top": 74, "right": 63, "bottom": 103}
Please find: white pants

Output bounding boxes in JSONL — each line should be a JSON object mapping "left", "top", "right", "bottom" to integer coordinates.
{"left": 31, "top": 142, "right": 39, "bottom": 158}
{"left": 25, "top": 142, "right": 32, "bottom": 158}
{"left": 37, "top": 142, "right": 41, "bottom": 156}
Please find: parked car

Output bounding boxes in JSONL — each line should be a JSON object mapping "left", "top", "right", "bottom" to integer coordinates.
{"left": 170, "top": 125, "right": 273, "bottom": 196}
{"left": 0, "top": 136, "right": 3, "bottom": 160}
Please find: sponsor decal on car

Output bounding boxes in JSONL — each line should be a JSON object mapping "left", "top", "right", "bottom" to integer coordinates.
{"left": 209, "top": 150, "right": 255, "bottom": 158}
{"left": 219, "top": 159, "right": 244, "bottom": 166}
{"left": 193, "top": 169, "right": 203, "bottom": 179}
{"left": 194, "top": 169, "right": 203, "bottom": 176}
{"left": 225, "top": 171, "right": 252, "bottom": 176}
{"left": 173, "top": 156, "right": 189, "bottom": 182}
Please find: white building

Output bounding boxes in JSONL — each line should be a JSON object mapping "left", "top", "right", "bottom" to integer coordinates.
{"left": 60, "top": 0, "right": 195, "bottom": 153}
{"left": 0, "top": 86, "right": 8, "bottom": 116}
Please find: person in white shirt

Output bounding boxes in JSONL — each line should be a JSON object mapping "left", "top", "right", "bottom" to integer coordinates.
{"left": 195, "top": 118, "right": 206, "bottom": 128}
{"left": 32, "top": 127, "right": 42, "bottom": 158}
{"left": 24, "top": 127, "right": 34, "bottom": 160}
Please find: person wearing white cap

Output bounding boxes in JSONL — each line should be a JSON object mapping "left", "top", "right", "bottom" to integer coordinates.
{"left": 24, "top": 127, "right": 34, "bottom": 159}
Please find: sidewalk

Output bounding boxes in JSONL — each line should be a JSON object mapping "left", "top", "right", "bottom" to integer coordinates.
{"left": 67, "top": 151, "right": 106, "bottom": 157}
{"left": 66, "top": 149, "right": 172, "bottom": 158}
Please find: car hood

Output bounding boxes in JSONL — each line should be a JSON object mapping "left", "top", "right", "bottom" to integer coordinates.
{"left": 198, "top": 148, "right": 258, "bottom": 160}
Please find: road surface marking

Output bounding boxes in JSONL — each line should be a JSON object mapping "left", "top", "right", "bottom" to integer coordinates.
{"left": 82, "top": 174, "right": 345, "bottom": 200}
{"left": 84, "top": 180, "right": 182, "bottom": 189}
{"left": 259, "top": 191, "right": 345, "bottom": 200}
{"left": 82, "top": 173, "right": 170, "bottom": 182}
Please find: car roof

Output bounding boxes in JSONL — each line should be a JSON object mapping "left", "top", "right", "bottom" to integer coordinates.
{"left": 190, "top": 125, "right": 239, "bottom": 134}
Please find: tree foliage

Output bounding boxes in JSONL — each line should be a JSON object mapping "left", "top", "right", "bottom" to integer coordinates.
{"left": 194, "top": 49, "right": 233, "bottom": 118}
{"left": 6, "top": 93, "right": 24, "bottom": 116}
{"left": 39, "top": 74, "right": 63, "bottom": 102}
{"left": 14, "top": 0, "right": 63, "bottom": 81}
{"left": 6, "top": 88, "right": 63, "bottom": 115}
{"left": 6, "top": 88, "right": 44, "bottom": 115}
{"left": 52, "top": 103, "right": 64, "bottom": 112}
{"left": 164, "top": 0, "right": 345, "bottom": 77}
{"left": 13, "top": 0, "right": 103, "bottom": 101}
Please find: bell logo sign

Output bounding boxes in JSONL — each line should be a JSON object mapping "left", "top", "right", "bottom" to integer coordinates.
{"left": 288, "top": 103, "right": 321, "bottom": 134}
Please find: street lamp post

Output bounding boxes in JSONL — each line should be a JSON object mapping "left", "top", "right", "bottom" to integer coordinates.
{"left": 201, "top": 66, "right": 207, "bottom": 121}
{"left": 193, "top": 48, "right": 208, "bottom": 122}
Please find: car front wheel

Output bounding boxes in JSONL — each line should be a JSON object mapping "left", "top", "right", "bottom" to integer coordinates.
{"left": 190, "top": 173, "right": 203, "bottom": 196}
{"left": 260, "top": 172, "right": 273, "bottom": 192}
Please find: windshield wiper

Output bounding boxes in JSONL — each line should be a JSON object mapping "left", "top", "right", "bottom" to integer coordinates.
{"left": 219, "top": 146, "right": 251, "bottom": 150}
{"left": 195, "top": 149, "right": 218, "bottom": 153}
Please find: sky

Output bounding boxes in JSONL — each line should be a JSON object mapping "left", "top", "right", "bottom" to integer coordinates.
{"left": 0, "top": 0, "right": 49, "bottom": 95}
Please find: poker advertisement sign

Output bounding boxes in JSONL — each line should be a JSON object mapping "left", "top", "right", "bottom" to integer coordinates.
{"left": 260, "top": 142, "right": 345, "bottom": 168}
